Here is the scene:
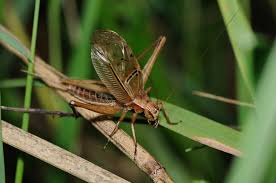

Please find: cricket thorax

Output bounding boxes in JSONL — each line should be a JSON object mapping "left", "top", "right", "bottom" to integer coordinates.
{"left": 64, "top": 84, "right": 117, "bottom": 106}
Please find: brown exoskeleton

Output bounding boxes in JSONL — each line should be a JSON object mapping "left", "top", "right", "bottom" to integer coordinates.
{"left": 64, "top": 30, "right": 175, "bottom": 154}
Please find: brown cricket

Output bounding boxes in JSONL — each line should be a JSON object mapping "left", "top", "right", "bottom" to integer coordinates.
{"left": 62, "top": 30, "right": 175, "bottom": 154}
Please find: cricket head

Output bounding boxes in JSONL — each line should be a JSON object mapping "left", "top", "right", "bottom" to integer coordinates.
{"left": 144, "top": 100, "right": 163, "bottom": 127}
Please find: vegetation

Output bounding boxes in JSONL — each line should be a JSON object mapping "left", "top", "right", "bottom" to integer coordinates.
{"left": 0, "top": 0, "right": 275, "bottom": 182}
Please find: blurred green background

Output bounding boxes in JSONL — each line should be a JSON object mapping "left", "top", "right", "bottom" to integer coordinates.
{"left": 0, "top": 0, "right": 276, "bottom": 182}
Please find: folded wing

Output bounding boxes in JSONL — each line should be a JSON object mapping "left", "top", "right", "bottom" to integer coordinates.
{"left": 91, "top": 30, "right": 143, "bottom": 104}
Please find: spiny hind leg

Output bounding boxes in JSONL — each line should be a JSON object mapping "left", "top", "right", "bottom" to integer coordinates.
{"left": 69, "top": 100, "right": 121, "bottom": 117}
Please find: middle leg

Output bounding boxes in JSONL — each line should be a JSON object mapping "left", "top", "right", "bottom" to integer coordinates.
{"left": 104, "top": 109, "right": 128, "bottom": 149}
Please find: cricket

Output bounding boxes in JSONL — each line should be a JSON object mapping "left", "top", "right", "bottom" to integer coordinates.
{"left": 62, "top": 30, "right": 176, "bottom": 154}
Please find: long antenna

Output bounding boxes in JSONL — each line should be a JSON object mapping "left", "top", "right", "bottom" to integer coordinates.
{"left": 200, "top": 7, "right": 240, "bottom": 60}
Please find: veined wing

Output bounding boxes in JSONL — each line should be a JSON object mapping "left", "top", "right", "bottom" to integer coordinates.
{"left": 91, "top": 30, "right": 143, "bottom": 104}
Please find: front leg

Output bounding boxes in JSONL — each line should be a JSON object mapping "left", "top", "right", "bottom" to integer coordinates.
{"left": 161, "top": 106, "right": 181, "bottom": 125}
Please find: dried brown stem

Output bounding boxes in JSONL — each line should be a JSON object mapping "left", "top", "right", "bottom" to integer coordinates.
{"left": 1, "top": 120, "right": 129, "bottom": 183}
{"left": 193, "top": 90, "right": 255, "bottom": 108}
{"left": 0, "top": 105, "right": 75, "bottom": 117}
{"left": 0, "top": 25, "right": 174, "bottom": 182}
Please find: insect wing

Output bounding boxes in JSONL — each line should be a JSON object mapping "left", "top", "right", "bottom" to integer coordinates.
{"left": 91, "top": 30, "right": 143, "bottom": 103}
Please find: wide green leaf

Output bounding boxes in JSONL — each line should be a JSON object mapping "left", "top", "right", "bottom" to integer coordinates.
{"left": 160, "top": 101, "right": 241, "bottom": 156}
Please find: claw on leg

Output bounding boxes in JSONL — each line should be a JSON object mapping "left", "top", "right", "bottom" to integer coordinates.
{"left": 131, "top": 113, "right": 138, "bottom": 158}
{"left": 69, "top": 100, "right": 80, "bottom": 118}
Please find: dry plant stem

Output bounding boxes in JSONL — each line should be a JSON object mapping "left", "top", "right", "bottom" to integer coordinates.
{"left": 0, "top": 106, "right": 75, "bottom": 117}
{"left": 0, "top": 26, "right": 174, "bottom": 182}
{"left": 193, "top": 90, "right": 255, "bottom": 108}
{"left": 1, "top": 120, "right": 128, "bottom": 183}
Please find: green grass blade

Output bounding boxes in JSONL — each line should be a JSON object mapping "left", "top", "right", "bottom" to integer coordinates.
{"left": 67, "top": 0, "right": 101, "bottom": 78}
{"left": 46, "top": 1, "right": 67, "bottom": 182}
{"left": 48, "top": 0, "right": 62, "bottom": 70}
{"left": 14, "top": 1, "right": 40, "bottom": 183}
{"left": 0, "top": 92, "right": 6, "bottom": 183}
{"left": 217, "top": 0, "right": 257, "bottom": 101}
{"left": 0, "top": 79, "right": 26, "bottom": 88}
{"left": 227, "top": 40, "right": 276, "bottom": 183}
{"left": 235, "top": 0, "right": 252, "bottom": 125}
{"left": 160, "top": 101, "right": 241, "bottom": 156}
{"left": 0, "top": 79, "right": 44, "bottom": 88}
{"left": 0, "top": 26, "right": 31, "bottom": 61}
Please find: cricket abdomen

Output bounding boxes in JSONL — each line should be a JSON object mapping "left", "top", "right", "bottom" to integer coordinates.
{"left": 64, "top": 83, "right": 117, "bottom": 106}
